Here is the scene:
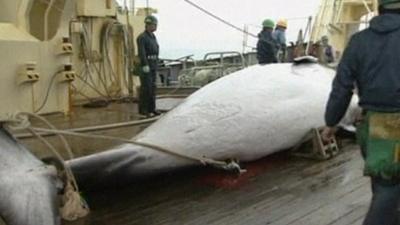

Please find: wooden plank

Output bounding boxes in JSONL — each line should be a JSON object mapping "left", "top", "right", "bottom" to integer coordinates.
{"left": 66, "top": 144, "right": 371, "bottom": 225}
{"left": 281, "top": 185, "right": 370, "bottom": 225}
{"left": 327, "top": 205, "right": 369, "bottom": 225}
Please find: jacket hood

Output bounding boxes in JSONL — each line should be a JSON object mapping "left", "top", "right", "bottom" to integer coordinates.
{"left": 258, "top": 30, "right": 271, "bottom": 38}
{"left": 370, "top": 13, "right": 400, "bottom": 33}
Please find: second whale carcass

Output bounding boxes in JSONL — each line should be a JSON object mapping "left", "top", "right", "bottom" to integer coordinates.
{"left": 69, "top": 62, "right": 358, "bottom": 185}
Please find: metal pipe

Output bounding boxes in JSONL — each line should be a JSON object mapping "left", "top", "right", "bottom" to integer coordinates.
{"left": 157, "top": 94, "right": 189, "bottom": 99}
{"left": 304, "top": 16, "right": 313, "bottom": 56}
{"left": 124, "top": 0, "right": 128, "bottom": 10}
{"left": 242, "top": 25, "right": 248, "bottom": 54}
{"left": 15, "top": 116, "right": 160, "bottom": 139}
{"left": 124, "top": 0, "right": 135, "bottom": 96}
{"left": 106, "top": 0, "right": 112, "bottom": 9}
{"left": 146, "top": 0, "right": 149, "bottom": 15}
{"left": 310, "top": 0, "right": 327, "bottom": 43}
{"left": 44, "top": 0, "right": 56, "bottom": 41}
{"left": 131, "top": 0, "right": 135, "bottom": 11}
{"left": 335, "top": 0, "right": 345, "bottom": 24}
{"left": 362, "top": 0, "right": 372, "bottom": 14}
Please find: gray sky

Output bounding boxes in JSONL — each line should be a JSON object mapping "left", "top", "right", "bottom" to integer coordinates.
{"left": 119, "top": 0, "right": 322, "bottom": 59}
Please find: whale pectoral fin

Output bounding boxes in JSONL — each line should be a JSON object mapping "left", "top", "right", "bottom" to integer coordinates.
{"left": 0, "top": 171, "right": 60, "bottom": 225}
{"left": 0, "top": 216, "right": 6, "bottom": 225}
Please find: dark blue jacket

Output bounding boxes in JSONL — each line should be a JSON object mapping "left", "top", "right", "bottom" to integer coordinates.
{"left": 325, "top": 14, "right": 400, "bottom": 126}
{"left": 137, "top": 31, "right": 159, "bottom": 70}
{"left": 256, "top": 30, "right": 278, "bottom": 64}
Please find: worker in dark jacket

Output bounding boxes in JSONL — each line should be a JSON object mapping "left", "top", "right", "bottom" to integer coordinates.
{"left": 256, "top": 19, "right": 278, "bottom": 64}
{"left": 322, "top": 1, "right": 400, "bottom": 224}
{"left": 320, "top": 35, "right": 335, "bottom": 64}
{"left": 137, "top": 15, "right": 160, "bottom": 117}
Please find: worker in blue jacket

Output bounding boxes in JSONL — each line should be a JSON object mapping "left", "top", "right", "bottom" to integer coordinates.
{"left": 322, "top": 1, "right": 400, "bottom": 224}
{"left": 273, "top": 19, "right": 288, "bottom": 62}
{"left": 137, "top": 15, "right": 160, "bottom": 117}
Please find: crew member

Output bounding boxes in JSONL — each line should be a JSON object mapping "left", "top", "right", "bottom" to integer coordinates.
{"left": 137, "top": 15, "right": 160, "bottom": 117}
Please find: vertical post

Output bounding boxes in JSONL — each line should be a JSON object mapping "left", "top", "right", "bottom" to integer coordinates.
{"left": 242, "top": 24, "right": 248, "bottom": 54}
{"left": 68, "top": 83, "right": 73, "bottom": 115}
{"left": 31, "top": 84, "right": 35, "bottom": 113}
{"left": 362, "top": 0, "right": 372, "bottom": 14}
{"left": 44, "top": 0, "right": 56, "bottom": 41}
{"left": 106, "top": 0, "right": 112, "bottom": 9}
{"left": 124, "top": 0, "right": 135, "bottom": 97}
{"left": 304, "top": 17, "right": 313, "bottom": 55}
{"left": 131, "top": 0, "right": 135, "bottom": 11}
{"left": 146, "top": 0, "right": 150, "bottom": 16}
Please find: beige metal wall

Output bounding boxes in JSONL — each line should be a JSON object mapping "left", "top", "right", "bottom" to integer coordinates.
{"left": 0, "top": 0, "right": 72, "bottom": 117}
{"left": 311, "top": 0, "right": 378, "bottom": 56}
{"left": 0, "top": 24, "right": 39, "bottom": 113}
{"left": 0, "top": 0, "right": 147, "bottom": 118}
{"left": 0, "top": 1, "right": 18, "bottom": 23}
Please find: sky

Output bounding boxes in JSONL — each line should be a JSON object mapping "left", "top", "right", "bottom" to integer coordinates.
{"left": 118, "top": 0, "right": 322, "bottom": 59}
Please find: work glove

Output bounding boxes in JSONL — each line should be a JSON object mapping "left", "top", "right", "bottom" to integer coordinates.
{"left": 142, "top": 65, "right": 150, "bottom": 73}
{"left": 321, "top": 126, "right": 337, "bottom": 143}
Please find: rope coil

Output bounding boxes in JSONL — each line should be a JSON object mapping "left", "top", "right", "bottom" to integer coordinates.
{"left": 4, "top": 112, "right": 89, "bottom": 221}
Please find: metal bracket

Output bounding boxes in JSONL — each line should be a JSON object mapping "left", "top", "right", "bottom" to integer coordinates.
{"left": 291, "top": 128, "right": 340, "bottom": 160}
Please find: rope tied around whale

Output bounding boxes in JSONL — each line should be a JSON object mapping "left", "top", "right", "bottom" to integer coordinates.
{"left": 3, "top": 112, "right": 246, "bottom": 221}
{"left": 6, "top": 112, "right": 246, "bottom": 171}
{"left": 4, "top": 112, "right": 90, "bottom": 221}
{"left": 33, "top": 127, "right": 245, "bottom": 171}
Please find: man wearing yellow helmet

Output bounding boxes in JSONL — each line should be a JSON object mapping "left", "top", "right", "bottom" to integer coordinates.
{"left": 322, "top": 0, "right": 400, "bottom": 224}
{"left": 273, "top": 19, "right": 288, "bottom": 62}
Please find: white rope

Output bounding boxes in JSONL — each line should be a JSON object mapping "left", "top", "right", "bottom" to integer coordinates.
{"left": 2, "top": 111, "right": 246, "bottom": 219}
{"left": 5, "top": 111, "right": 245, "bottom": 170}
{"left": 25, "top": 129, "right": 89, "bottom": 221}
{"left": 5, "top": 113, "right": 31, "bottom": 130}
{"left": 6, "top": 112, "right": 246, "bottom": 173}
{"left": 60, "top": 182, "right": 90, "bottom": 221}
{"left": 30, "top": 126, "right": 244, "bottom": 172}
{"left": 26, "top": 128, "right": 78, "bottom": 189}
{"left": 14, "top": 112, "right": 75, "bottom": 160}
{"left": 3, "top": 113, "right": 89, "bottom": 221}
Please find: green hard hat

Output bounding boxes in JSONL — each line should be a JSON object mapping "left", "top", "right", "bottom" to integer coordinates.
{"left": 262, "top": 19, "right": 275, "bottom": 29}
{"left": 144, "top": 15, "right": 158, "bottom": 25}
{"left": 379, "top": 0, "right": 400, "bottom": 7}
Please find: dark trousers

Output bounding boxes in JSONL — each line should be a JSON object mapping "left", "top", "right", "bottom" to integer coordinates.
{"left": 356, "top": 115, "right": 400, "bottom": 225}
{"left": 138, "top": 70, "right": 156, "bottom": 115}
{"left": 363, "top": 178, "right": 400, "bottom": 225}
{"left": 359, "top": 147, "right": 400, "bottom": 225}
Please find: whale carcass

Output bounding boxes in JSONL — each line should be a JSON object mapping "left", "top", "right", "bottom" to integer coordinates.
{"left": 69, "top": 62, "right": 358, "bottom": 186}
{"left": 0, "top": 62, "right": 358, "bottom": 225}
{"left": 0, "top": 129, "right": 59, "bottom": 225}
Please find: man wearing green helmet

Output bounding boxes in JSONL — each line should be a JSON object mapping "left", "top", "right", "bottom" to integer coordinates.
{"left": 136, "top": 15, "right": 160, "bottom": 117}
{"left": 322, "top": 0, "right": 400, "bottom": 224}
{"left": 256, "top": 19, "right": 278, "bottom": 64}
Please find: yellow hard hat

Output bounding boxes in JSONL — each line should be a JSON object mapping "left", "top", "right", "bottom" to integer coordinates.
{"left": 277, "top": 19, "right": 288, "bottom": 28}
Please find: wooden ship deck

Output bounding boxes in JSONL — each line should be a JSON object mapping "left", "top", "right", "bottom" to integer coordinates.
{"left": 13, "top": 101, "right": 370, "bottom": 225}
{"left": 73, "top": 143, "right": 369, "bottom": 225}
